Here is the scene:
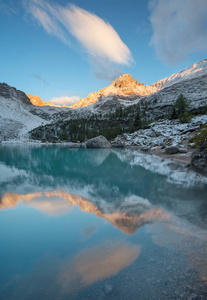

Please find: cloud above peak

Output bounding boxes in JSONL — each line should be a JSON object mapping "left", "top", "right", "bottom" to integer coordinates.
{"left": 59, "top": 5, "right": 132, "bottom": 65}
{"left": 24, "top": 0, "right": 133, "bottom": 76}
{"left": 149, "top": 0, "right": 207, "bottom": 65}
{"left": 50, "top": 96, "right": 80, "bottom": 106}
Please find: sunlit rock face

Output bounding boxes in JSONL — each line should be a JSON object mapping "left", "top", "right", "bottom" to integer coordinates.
{"left": 71, "top": 74, "right": 156, "bottom": 108}
{"left": 27, "top": 94, "right": 70, "bottom": 108}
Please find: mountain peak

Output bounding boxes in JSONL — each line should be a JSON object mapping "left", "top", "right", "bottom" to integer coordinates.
{"left": 71, "top": 73, "right": 151, "bottom": 108}
{"left": 117, "top": 73, "right": 132, "bottom": 80}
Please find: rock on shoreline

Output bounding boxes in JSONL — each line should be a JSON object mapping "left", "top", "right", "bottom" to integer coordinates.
{"left": 86, "top": 135, "right": 111, "bottom": 148}
{"left": 191, "top": 146, "right": 207, "bottom": 174}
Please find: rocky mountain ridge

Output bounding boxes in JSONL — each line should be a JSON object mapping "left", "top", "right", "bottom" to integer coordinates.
{"left": 71, "top": 59, "right": 207, "bottom": 109}
{"left": 27, "top": 94, "right": 70, "bottom": 108}
{"left": 71, "top": 74, "right": 157, "bottom": 108}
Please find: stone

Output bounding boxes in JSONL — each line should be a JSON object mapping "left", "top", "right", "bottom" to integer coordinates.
{"left": 104, "top": 284, "right": 113, "bottom": 295}
{"left": 191, "top": 146, "right": 207, "bottom": 174}
{"left": 141, "top": 146, "right": 150, "bottom": 152}
{"left": 179, "top": 148, "right": 188, "bottom": 153}
{"left": 149, "top": 131, "right": 157, "bottom": 137}
{"left": 86, "top": 135, "right": 111, "bottom": 148}
{"left": 188, "top": 293, "right": 198, "bottom": 300}
{"left": 189, "top": 143, "right": 196, "bottom": 148}
{"left": 165, "top": 146, "right": 179, "bottom": 154}
{"left": 160, "top": 142, "right": 166, "bottom": 149}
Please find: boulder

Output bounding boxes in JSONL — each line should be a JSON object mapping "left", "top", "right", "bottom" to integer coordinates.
{"left": 165, "top": 146, "right": 179, "bottom": 154}
{"left": 191, "top": 146, "right": 207, "bottom": 174}
{"left": 86, "top": 135, "right": 111, "bottom": 148}
{"left": 178, "top": 148, "right": 187, "bottom": 153}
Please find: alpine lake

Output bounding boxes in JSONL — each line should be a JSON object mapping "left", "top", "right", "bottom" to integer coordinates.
{"left": 0, "top": 144, "right": 207, "bottom": 300}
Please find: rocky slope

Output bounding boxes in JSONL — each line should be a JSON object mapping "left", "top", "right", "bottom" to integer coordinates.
{"left": 0, "top": 83, "right": 71, "bottom": 141}
{"left": 113, "top": 115, "right": 207, "bottom": 160}
{"left": 152, "top": 58, "right": 207, "bottom": 90}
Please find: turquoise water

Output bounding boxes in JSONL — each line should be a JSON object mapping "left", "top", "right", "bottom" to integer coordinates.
{"left": 0, "top": 145, "right": 207, "bottom": 299}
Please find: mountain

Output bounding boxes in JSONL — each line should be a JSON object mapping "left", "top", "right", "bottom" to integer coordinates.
{"left": 71, "top": 59, "right": 207, "bottom": 109}
{"left": 0, "top": 59, "right": 206, "bottom": 141}
{"left": 71, "top": 74, "right": 157, "bottom": 108}
{"left": 0, "top": 190, "right": 170, "bottom": 234}
{"left": 27, "top": 94, "right": 70, "bottom": 108}
{"left": 0, "top": 83, "right": 71, "bottom": 141}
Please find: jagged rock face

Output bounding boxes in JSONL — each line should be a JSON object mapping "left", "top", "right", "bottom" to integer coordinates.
{"left": 27, "top": 94, "right": 51, "bottom": 106}
{"left": 103, "top": 74, "right": 155, "bottom": 97}
{"left": 71, "top": 74, "right": 157, "bottom": 109}
{"left": 0, "top": 83, "right": 31, "bottom": 105}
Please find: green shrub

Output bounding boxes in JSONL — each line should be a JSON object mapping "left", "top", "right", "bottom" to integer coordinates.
{"left": 179, "top": 112, "right": 191, "bottom": 123}
{"left": 192, "top": 124, "right": 207, "bottom": 148}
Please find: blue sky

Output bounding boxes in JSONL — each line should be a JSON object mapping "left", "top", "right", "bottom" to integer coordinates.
{"left": 0, "top": 0, "right": 207, "bottom": 105}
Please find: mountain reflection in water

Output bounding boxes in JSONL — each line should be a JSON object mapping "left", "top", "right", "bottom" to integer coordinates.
{"left": 0, "top": 146, "right": 207, "bottom": 299}
{"left": 0, "top": 190, "right": 171, "bottom": 234}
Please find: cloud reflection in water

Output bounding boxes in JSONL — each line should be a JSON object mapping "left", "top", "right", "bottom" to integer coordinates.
{"left": 60, "top": 241, "right": 140, "bottom": 292}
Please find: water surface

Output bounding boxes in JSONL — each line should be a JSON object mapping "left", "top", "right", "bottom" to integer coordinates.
{"left": 0, "top": 145, "right": 207, "bottom": 299}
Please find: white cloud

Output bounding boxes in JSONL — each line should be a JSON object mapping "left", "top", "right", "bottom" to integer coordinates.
{"left": 50, "top": 96, "right": 80, "bottom": 106}
{"left": 23, "top": 0, "right": 133, "bottom": 77}
{"left": 58, "top": 4, "right": 132, "bottom": 65}
{"left": 149, "top": 0, "right": 207, "bottom": 64}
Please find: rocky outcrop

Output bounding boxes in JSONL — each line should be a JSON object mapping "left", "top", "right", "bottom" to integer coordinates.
{"left": 115, "top": 115, "right": 207, "bottom": 154}
{"left": 86, "top": 135, "right": 111, "bottom": 148}
{"left": 191, "top": 146, "right": 207, "bottom": 174}
{"left": 0, "top": 83, "right": 31, "bottom": 105}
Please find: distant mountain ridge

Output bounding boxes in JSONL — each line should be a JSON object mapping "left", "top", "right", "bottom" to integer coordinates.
{"left": 27, "top": 94, "right": 70, "bottom": 108}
